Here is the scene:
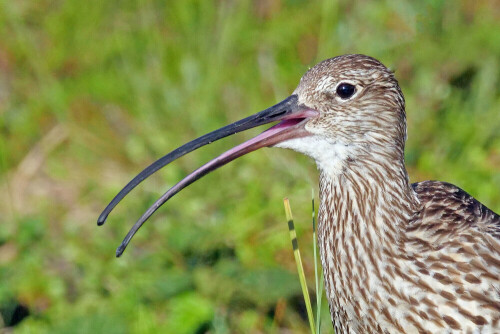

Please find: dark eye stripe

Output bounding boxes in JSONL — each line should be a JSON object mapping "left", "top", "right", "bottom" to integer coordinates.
{"left": 336, "top": 83, "right": 356, "bottom": 99}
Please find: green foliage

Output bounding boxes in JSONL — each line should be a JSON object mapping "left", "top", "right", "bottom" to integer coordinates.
{"left": 1, "top": 0, "right": 499, "bottom": 332}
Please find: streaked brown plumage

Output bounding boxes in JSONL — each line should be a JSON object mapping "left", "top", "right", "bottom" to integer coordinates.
{"left": 99, "top": 54, "right": 500, "bottom": 332}
{"left": 292, "top": 55, "right": 500, "bottom": 333}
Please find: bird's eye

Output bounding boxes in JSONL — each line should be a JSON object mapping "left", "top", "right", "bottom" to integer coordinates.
{"left": 336, "top": 83, "right": 356, "bottom": 99}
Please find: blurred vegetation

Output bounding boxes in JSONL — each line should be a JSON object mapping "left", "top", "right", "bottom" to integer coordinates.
{"left": 1, "top": 0, "right": 499, "bottom": 332}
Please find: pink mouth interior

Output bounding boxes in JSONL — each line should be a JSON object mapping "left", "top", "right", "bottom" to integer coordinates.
{"left": 217, "top": 118, "right": 304, "bottom": 159}
{"left": 202, "top": 108, "right": 318, "bottom": 170}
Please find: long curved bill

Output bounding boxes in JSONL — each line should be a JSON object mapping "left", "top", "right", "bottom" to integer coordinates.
{"left": 97, "top": 94, "right": 318, "bottom": 257}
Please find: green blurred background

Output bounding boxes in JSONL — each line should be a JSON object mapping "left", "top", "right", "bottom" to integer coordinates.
{"left": 1, "top": 0, "right": 499, "bottom": 332}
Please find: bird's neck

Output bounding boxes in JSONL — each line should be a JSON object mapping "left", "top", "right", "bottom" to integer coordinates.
{"left": 318, "top": 147, "right": 418, "bottom": 243}
{"left": 317, "top": 149, "right": 420, "bottom": 330}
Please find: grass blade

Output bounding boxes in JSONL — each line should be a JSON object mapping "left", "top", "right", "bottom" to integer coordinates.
{"left": 283, "top": 198, "right": 316, "bottom": 334}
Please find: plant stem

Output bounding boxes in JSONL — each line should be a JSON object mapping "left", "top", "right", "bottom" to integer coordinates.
{"left": 284, "top": 198, "right": 316, "bottom": 334}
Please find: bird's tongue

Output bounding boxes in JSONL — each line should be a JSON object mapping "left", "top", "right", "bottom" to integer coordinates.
{"left": 115, "top": 117, "right": 310, "bottom": 256}
{"left": 216, "top": 118, "right": 306, "bottom": 161}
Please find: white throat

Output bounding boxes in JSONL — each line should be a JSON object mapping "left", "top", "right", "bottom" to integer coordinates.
{"left": 275, "top": 136, "right": 352, "bottom": 177}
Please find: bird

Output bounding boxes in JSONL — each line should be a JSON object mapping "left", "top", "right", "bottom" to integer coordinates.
{"left": 98, "top": 54, "right": 500, "bottom": 333}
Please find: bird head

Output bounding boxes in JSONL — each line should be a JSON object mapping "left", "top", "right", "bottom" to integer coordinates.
{"left": 98, "top": 54, "right": 407, "bottom": 255}
{"left": 281, "top": 54, "right": 407, "bottom": 174}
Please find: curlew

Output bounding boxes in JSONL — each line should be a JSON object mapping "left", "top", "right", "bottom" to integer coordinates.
{"left": 99, "top": 54, "right": 500, "bottom": 333}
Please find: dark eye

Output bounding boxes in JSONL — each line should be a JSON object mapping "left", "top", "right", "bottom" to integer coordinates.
{"left": 336, "top": 83, "right": 356, "bottom": 99}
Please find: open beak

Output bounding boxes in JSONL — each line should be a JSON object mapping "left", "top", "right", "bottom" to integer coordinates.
{"left": 97, "top": 94, "right": 318, "bottom": 257}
